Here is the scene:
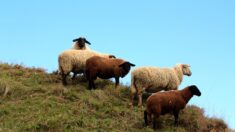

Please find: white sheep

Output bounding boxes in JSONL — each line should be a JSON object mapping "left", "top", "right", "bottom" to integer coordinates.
{"left": 70, "top": 37, "right": 91, "bottom": 78}
{"left": 130, "top": 64, "right": 192, "bottom": 107}
{"left": 72, "top": 37, "right": 91, "bottom": 50}
{"left": 58, "top": 49, "right": 115, "bottom": 85}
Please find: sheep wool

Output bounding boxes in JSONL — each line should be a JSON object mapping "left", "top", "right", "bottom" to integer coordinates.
{"left": 72, "top": 42, "right": 91, "bottom": 50}
{"left": 144, "top": 85, "right": 201, "bottom": 129}
{"left": 58, "top": 49, "right": 114, "bottom": 85}
{"left": 86, "top": 56, "right": 135, "bottom": 89}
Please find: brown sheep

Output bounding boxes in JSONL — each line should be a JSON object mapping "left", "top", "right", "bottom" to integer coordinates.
{"left": 86, "top": 56, "right": 135, "bottom": 89}
{"left": 144, "top": 85, "right": 201, "bottom": 130}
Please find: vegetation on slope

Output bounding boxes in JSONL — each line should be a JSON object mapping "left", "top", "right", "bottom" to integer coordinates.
{"left": 0, "top": 63, "right": 232, "bottom": 131}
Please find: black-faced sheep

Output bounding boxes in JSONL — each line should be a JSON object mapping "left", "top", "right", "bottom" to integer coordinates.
{"left": 58, "top": 50, "right": 115, "bottom": 85}
{"left": 70, "top": 37, "right": 91, "bottom": 79}
{"left": 130, "top": 64, "right": 192, "bottom": 107}
{"left": 72, "top": 37, "right": 91, "bottom": 50}
{"left": 144, "top": 85, "right": 201, "bottom": 130}
{"left": 85, "top": 56, "right": 135, "bottom": 89}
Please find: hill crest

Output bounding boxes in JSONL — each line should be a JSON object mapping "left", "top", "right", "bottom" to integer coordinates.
{"left": 0, "top": 63, "right": 232, "bottom": 131}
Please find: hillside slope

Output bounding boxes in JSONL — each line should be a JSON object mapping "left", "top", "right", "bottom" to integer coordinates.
{"left": 0, "top": 63, "right": 232, "bottom": 131}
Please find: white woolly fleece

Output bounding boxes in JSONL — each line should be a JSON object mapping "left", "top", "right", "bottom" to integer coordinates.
{"left": 58, "top": 49, "right": 112, "bottom": 75}
{"left": 72, "top": 42, "right": 91, "bottom": 50}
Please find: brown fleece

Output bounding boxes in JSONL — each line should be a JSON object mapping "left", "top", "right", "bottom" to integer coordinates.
{"left": 144, "top": 85, "right": 201, "bottom": 129}
{"left": 86, "top": 56, "right": 135, "bottom": 89}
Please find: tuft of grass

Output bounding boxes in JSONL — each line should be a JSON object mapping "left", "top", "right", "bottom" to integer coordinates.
{"left": 0, "top": 63, "right": 232, "bottom": 131}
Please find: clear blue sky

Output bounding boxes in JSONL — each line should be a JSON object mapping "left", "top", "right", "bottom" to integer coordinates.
{"left": 0, "top": 0, "right": 234, "bottom": 129}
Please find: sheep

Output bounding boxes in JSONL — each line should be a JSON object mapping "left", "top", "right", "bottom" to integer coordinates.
{"left": 85, "top": 56, "right": 135, "bottom": 89}
{"left": 130, "top": 64, "right": 192, "bottom": 107}
{"left": 58, "top": 50, "right": 115, "bottom": 85}
{"left": 72, "top": 37, "right": 91, "bottom": 50}
{"left": 144, "top": 85, "right": 201, "bottom": 130}
{"left": 70, "top": 37, "right": 91, "bottom": 79}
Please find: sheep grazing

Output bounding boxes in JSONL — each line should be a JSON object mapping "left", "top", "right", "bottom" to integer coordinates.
{"left": 58, "top": 50, "right": 115, "bottom": 85}
{"left": 72, "top": 37, "right": 91, "bottom": 50}
{"left": 86, "top": 56, "right": 135, "bottom": 89}
{"left": 144, "top": 85, "right": 201, "bottom": 130}
{"left": 130, "top": 64, "right": 192, "bottom": 107}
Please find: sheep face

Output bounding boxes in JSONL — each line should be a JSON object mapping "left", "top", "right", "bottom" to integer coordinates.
{"left": 73, "top": 37, "right": 91, "bottom": 48}
{"left": 119, "top": 62, "right": 135, "bottom": 78}
{"left": 182, "top": 64, "right": 192, "bottom": 76}
{"left": 189, "top": 85, "right": 201, "bottom": 96}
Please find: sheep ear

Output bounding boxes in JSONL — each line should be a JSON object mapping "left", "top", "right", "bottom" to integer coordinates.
{"left": 73, "top": 38, "right": 79, "bottom": 42}
{"left": 128, "top": 62, "right": 135, "bottom": 67}
{"left": 85, "top": 39, "right": 91, "bottom": 45}
{"left": 119, "top": 62, "right": 135, "bottom": 67}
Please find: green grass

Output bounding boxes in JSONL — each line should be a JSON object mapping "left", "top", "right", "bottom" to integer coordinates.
{"left": 0, "top": 63, "right": 232, "bottom": 131}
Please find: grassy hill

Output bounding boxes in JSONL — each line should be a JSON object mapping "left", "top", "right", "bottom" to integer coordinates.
{"left": 0, "top": 63, "right": 232, "bottom": 131}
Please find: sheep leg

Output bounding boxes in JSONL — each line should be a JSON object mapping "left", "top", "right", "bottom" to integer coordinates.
{"left": 152, "top": 114, "right": 157, "bottom": 130}
{"left": 86, "top": 69, "right": 95, "bottom": 90}
{"left": 88, "top": 80, "right": 93, "bottom": 90}
{"left": 144, "top": 111, "right": 152, "bottom": 127}
{"left": 144, "top": 110, "right": 148, "bottom": 126}
{"left": 148, "top": 114, "right": 152, "bottom": 125}
{"left": 115, "top": 77, "right": 119, "bottom": 88}
{"left": 88, "top": 80, "right": 95, "bottom": 90}
{"left": 72, "top": 72, "right": 77, "bottom": 80}
{"left": 92, "top": 80, "right": 96, "bottom": 89}
{"left": 173, "top": 110, "right": 179, "bottom": 126}
{"left": 130, "top": 92, "right": 135, "bottom": 107}
{"left": 138, "top": 92, "right": 143, "bottom": 108}
{"left": 61, "top": 73, "right": 68, "bottom": 85}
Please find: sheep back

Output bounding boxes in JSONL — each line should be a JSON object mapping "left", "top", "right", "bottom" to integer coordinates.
{"left": 58, "top": 50, "right": 112, "bottom": 75}
{"left": 146, "top": 91, "right": 185, "bottom": 115}
{"left": 131, "top": 66, "right": 180, "bottom": 93}
{"left": 86, "top": 56, "right": 125, "bottom": 79}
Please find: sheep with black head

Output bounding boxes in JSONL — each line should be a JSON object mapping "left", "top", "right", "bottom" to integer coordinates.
{"left": 85, "top": 56, "right": 135, "bottom": 89}
{"left": 144, "top": 85, "right": 201, "bottom": 130}
{"left": 130, "top": 64, "right": 192, "bottom": 107}
{"left": 72, "top": 37, "right": 91, "bottom": 50}
{"left": 58, "top": 50, "right": 115, "bottom": 85}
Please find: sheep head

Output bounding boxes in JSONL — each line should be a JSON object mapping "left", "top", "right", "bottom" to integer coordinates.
{"left": 181, "top": 64, "right": 192, "bottom": 76}
{"left": 119, "top": 62, "right": 135, "bottom": 78}
{"left": 73, "top": 37, "right": 91, "bottom": 48}
{"left": 188, "top": 85, "right": 201, "bottom": 96}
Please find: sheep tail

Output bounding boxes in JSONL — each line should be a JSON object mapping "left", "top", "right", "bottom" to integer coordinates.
{"left": 58, "top": 56, "right": 65, "bottom": 75}
{"left": 130, "top": 73, "right": 138, "bottom": 106}
{"left": 59, "top": 65, "right": 64, "bottom": 75}
{"left": 130, "top": 73, "right": 137, "bottom": 94}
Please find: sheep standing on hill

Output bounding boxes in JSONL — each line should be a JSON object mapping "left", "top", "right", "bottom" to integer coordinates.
{"left": 130, "top": 64, "right": 192, "bottom": 107}
{"left": 144, "top": 85, "right": 201, "bottom": 130}
{"left": 86, "top": 56, "right": 135, "bottom": 89}
{"left": 58, "top": 50, "right": 115, "bottom": 85}
{"left": 72, "top": 37, "right": 91, "bottom": 50}
{"left": 70, "top": 37, "right": 91, "bottom": 79}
